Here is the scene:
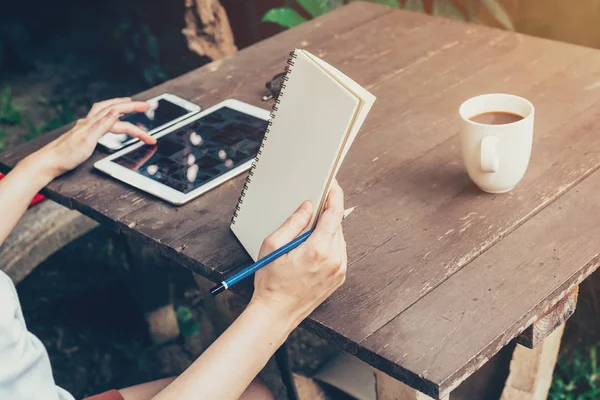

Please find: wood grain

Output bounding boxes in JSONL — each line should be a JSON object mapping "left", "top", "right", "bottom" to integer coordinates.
{"left": 0, "top": 201, "right": 98, "bottom": 283}
{"left": 183, "top": 0, "right": 237, "bottom": 60}
{"left": 310, "top": 96, "right": 600, "bottom": 344}
{"left": 375, "top": 369, "right": 445, "bottom": 400}
{"left": 132, "top": 8, "right": 598, "bottom": 283}
{"left": 64, "top": 1, "right": 393, "bottom": 235}
{"left": 106, "top": 9, "right": 437, "bottom": 243}
{"left": 516, "top": 287, "right": 578, "bottom": 349}
{"left": 501, "top": 325, "right": 565, "bottom": 400}
{"left": 0, "top": 1, "right": 390, "bottom": 224}
{"left": 3, "top": 4, "right": 600, "bottom": 398}
{"left": 359, "top": 170, "right": 600, "bottom": 398}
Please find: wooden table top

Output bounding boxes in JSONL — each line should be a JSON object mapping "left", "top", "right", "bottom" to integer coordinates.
{"left": 4, "top": 3, "right": 600, "bottom": 398}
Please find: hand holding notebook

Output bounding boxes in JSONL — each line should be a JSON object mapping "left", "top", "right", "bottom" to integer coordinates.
{"left": 231, "top": 49, "right": 375, "bottom": 260}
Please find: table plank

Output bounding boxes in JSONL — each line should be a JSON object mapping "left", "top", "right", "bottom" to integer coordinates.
{"left": 117, "top": 12, "right": 470, "bottom": 272}
{"left": 0, "top": 1, "right": 391, "bottom": 228}
{"left": 67, "top": 2, "right": 392, "bottom": 230}
{"left": 3, "top": 4, "right": 600, "bottom": 397}
{"left": 358, "top": 168, "right": 600, "bottom": 398}
{"left": 149, "top": 12, "right": 585, "bottom": 277}
{"left": 309, "top": 51, "right": 600, "bottom": 345}
{"left": 170, "top": 22, "right": 599, "bottom": 284}
{"left": 92, "top": 9, "right": 438, "bottom": 242}
{"left": 63, "top": 9, "right": 449, "bottom": 269}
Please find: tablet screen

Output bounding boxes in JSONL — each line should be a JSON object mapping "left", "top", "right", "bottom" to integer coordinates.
{"left": 112, "top": 107, "right": 268, "bottom": 194}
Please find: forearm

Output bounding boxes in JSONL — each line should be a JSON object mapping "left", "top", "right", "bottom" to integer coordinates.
{"left": 0, "top": 98, "right": 155, "bottom": 247}
{"left": 0, "top": 151, "right": 54, "bottom": 245}
{"left": 153, "top": 300, "right": 296, "bottom": 400}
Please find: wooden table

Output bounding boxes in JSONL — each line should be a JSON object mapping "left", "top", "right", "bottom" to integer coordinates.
{"left": 3, "top": 3, "right": 600, "bottom": 398}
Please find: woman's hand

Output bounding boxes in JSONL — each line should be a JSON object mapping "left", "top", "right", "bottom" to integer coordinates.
{"left": 34, "top": 97, "right": 157, "bottom": 179}
{"left": 152, "top": 186, "right": 347, "bottom": 400}
{"left": 251, "top": 180, "right": 347, "bottom": 328}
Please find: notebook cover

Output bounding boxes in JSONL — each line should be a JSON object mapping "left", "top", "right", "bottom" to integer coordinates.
{"left": 231, "top": 49, "right": 374, "bottom": 260}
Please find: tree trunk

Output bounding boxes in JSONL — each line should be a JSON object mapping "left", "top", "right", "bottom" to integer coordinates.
{"left": 183, "top": 0, "right": 237, "bottom": 61}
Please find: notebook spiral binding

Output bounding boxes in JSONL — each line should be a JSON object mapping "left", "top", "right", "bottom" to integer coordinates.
{"left": 231, "top": 50, "right": 298, "bottom": 225}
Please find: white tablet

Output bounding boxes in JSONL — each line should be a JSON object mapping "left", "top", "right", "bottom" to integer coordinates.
{"left": 97, "top": 93, "right": 201, "bottom": 152}
{"left": 94, "top": 99, "right": 270, "bottom": 205}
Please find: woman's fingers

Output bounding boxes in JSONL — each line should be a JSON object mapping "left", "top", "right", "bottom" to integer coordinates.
{"left": 308, "top": 181, "right": 344, "bottom": 246}
{"left": 330, "top": 227, "right": 345, "bottom": 267}
{"left": 89, "top": 100, "right": 149, "bottom": 119}
{"left": 88, "top": 110, "right": 120, "bottom": 142}
{"left": 88, "top": 98, "right": 132, "bottom": 117}
{"left": 79, "top": 101, "right": 153, "bottom": 143}
{"left": 326, "top": 179, "right": 344, "bottom": 210}
{"left": 106, "top": 101, "right": 150, "bottom": 115}
{"left": 339, "top": 228, "right": 347, "bottom": 270}
{"left": 111, "top": 122, "right": 157, "bottom": 144}
{"left": 73, "top": 106, "right": 115, "bottom": 134}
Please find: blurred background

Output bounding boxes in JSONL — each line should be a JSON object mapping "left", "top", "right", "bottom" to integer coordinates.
{"left": 1, "top": 0, "right": 600, "bottom": 398}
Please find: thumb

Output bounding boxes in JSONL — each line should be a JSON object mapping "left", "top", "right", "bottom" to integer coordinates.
{"left": 263, "top": 201, "right": 313, "bottom": 252}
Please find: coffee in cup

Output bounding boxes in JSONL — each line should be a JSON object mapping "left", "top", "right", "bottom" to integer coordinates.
{"left": 459, "top": 93, "right": 534, "bottom": 193}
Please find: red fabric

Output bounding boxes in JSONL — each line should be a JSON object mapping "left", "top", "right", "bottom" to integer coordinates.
{"left": 30, "top": 192, "right": 45, "bottom": 206}
{"left": 83, "top": 389, "right": 125, "bottom": 400}
{"left": 0, "top": 172, "right": 46, "bottom": 207}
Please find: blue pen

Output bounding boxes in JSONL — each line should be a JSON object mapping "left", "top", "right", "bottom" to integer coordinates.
{"left": 210, "top": 229, "right": 313, "bottom": 296}
{"left": 210, "top": 207, "right": 354, "bottom": 296}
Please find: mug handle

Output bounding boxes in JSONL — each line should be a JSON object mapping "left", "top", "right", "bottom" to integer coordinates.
{"left": 480, "top": 136, "right": 499, "bottom": 173}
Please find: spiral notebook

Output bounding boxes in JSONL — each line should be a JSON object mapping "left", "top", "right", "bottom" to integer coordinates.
{"left": 231, "top": 49, "right": 375, "bottom": 260}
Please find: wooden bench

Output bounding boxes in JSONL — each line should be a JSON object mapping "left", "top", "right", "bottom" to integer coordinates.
{"left": 0, "top": 201, "right": 180, "bottom": 343}
{"left": 0, "top": 201, "right": 98, "bottom": 284}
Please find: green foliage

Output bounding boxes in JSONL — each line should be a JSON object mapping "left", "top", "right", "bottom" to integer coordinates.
{"left": 403, "top": 0, "right": 424, "bottom": 12}
{"left": 0, "top": 128, "right": 6, "bottom": 152}
{"left": 262, "top": 0, "right": 513, "bottom": 29}
{"left": 115, "top": 340, "right": 161, "bottom": 374}
{"left": 24, "top": 102, "right": 75, "bottom": 141}
{"left": 0, "top": 87, "right": 24, "bottom": 125}
{"left": 176, "top": 305, "right": 200, "bottom": 337}
{"left": 297, "top": 0, "right": 344, "bottom": 17}
{"left": 113, "top": 21, "right": 167, "bottom": 86}
{"left": 297, "top": 0, "right": 330, "bottom": 17}
{"left": 0, "top": 87, "right": 76, "bottom": 149}
{"left": 433, "top": 0, "right": 465, "bottom": 21}
{"left": 367, "top": 0, "right": 400, "bottom": 8}
{"left": 480, "top": 0, "right": 514, "bottom": 30}
{"left": 262, "top": 8, "right": 308, "bottom": 28}
{"left": 550, "top": 347, "right": 600, "bottom": 400}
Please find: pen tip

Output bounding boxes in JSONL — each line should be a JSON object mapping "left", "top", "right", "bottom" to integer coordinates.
{"left": 210, "top": 283, "right": 226, "bottom": 297}
{"left": 343, "top": 206, "right": 356, "bottom": 219}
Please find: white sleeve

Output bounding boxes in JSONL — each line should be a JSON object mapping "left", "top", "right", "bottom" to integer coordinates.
{"left": 0, "top": 272, "right": 75, "bottom": 400}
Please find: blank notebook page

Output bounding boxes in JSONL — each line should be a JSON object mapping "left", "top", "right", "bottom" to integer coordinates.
{"left": 231, "top": 49, "right": 374, "bottom": 260}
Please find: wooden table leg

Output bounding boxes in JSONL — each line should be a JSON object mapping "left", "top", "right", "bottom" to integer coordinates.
{"left": 500, "top": 287, "right": 578, "bottom": 400}
{"left": 124, "top": 236, "right": 180, "bottom": 344}
{"left": 374, "top": 369, "right": 449, "bottom": 400}
{"left": 500, "top": 324, "right": 564, "bottom": 400}
{"left": 516, "top": 287, "right": 578, "bottom": 349}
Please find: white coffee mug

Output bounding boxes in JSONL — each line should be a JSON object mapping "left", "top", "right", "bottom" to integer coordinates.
{"left": 459, "top": 93, "right": 534, "bottom": 193}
